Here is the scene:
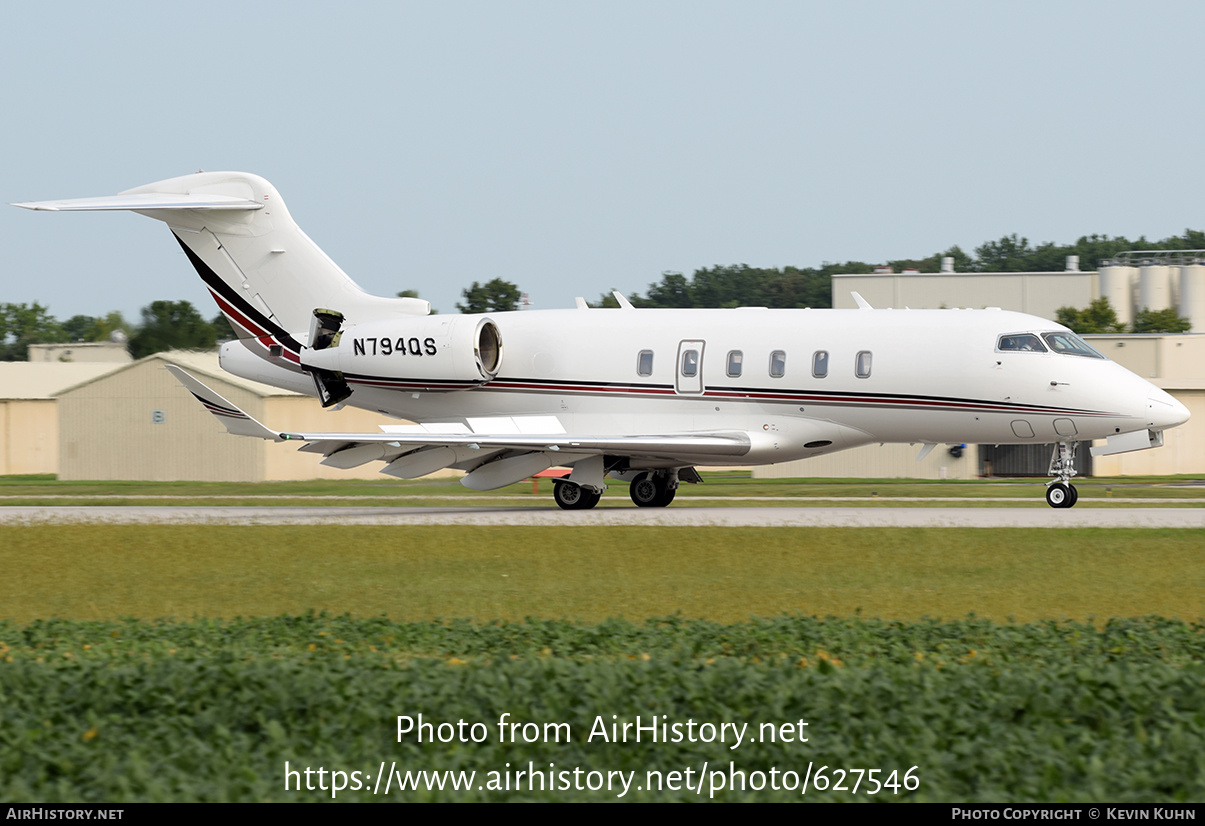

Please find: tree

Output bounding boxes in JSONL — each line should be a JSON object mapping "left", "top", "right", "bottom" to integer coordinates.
{"left": 0, "top": 302, "right": 65, "bottom": 361}
{"left": 1132, "top": 308, "right": 1191, "bottom": 334}
{"left": 128, "top": 300, "right": 217, "bottom": 359}
{"left": 62, "top": 315, "right": 99, "bottom": 342}
{"left": 1055, "top": 298, "right": 1125, "bottom": 334}
{"left": 211, "top": 313, "right": 235, "bottom": 342}
{"left": 939, "top": 245, "right": 975, "bottom": 272}
{"left": 456, "top": 279, "right": 521, "bottom": 314}
{"left": 61, "top": 310, "right": 130, "bottom": 343}
{"left": 643, "top": 271, "right": 693, "bottom": 308}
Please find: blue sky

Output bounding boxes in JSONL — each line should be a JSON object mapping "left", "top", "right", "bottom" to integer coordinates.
{"left": 4, "top": 1, "right": 1205, "bottom": 321}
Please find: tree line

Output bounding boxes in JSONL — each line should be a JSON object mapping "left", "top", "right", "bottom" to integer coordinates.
{"left": 0, "top": 301, "right": 232, "bottom": 362}
{"left": 589, "top": 229, "right": 1205, "bottom": 312}
{"left": 6, "top": 228, "right": 1200, "bottom": 360}
{"left": 1055, "top": 299, "right": 1191, "bottom": 335}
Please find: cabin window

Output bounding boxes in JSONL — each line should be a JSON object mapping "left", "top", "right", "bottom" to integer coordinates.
{"left": 1041, "top": 332, "right": 1106, "bottom": 359}
{"left": 812, "top": 350, "right": 829, "bottom": 378}
{"left": 637, "top": 350, "right": 654, "bottom": 376}
{"left": 681, "top": 349, "right": 699, "bottom": 377}
{"left": 855, "top": 350, "right": 872, "bottom": 378}
{"left": 769, "top": 350, "right": 786, "bottom": 378}
{"left": 997, "top": 334, "right": 1047, "bottom": 353}
{"left": 726, "top": 350, "right": 743, "bottom": 377}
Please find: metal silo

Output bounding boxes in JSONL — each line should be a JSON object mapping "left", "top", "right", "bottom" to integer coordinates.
{"left": 1179, "top": 264, "right": 1205, "bottom": 332}
{"left": 1098, "top": 264, "right": 1136, "bottom": 328}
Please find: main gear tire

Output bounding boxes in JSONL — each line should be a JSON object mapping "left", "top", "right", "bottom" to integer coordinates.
{"left": 630, "top": 473, "right": 673, "bottom": 508}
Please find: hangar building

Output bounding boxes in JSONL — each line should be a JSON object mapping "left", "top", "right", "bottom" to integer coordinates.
{"left": 55, "top": 351, "right": 409, "bottom": 482}
{"left": 0, "top": 362, "right": 123, "bottom": 475}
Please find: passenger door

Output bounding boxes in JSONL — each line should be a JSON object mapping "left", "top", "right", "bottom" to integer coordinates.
{"left": 675, "top": 340, "right": 705, "bottom": 394}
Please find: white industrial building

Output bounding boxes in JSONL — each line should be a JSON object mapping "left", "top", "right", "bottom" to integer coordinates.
{"left": 832, "top": 252, "right": 1204, "bottom": 332}
{"left": 27, "top": 341, "right": 133, "bottom": 364}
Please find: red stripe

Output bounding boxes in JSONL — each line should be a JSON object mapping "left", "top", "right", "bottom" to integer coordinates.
{"left": 471, "top": 380, "right": 1115, "bottom": 417}
{"left": 210, "top": 290, "right": 301, "bottom": 364}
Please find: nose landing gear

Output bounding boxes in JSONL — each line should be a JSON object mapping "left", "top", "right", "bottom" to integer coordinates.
{"left": 1045, "top": 441, "right": 1079, "bottom": 508}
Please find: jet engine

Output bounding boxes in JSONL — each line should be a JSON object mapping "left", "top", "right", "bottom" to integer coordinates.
{"left": 300, "top": 313, "right": 502, "bottom": 397}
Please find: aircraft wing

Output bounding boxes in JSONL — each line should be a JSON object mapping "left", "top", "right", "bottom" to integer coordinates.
{"left": 167, "top": 366, "right": 751, "bottom": 471}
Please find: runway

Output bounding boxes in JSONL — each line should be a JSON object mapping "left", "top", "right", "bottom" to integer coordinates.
{"left": 2, "top": 505, "right": 1203, "bottom": 527}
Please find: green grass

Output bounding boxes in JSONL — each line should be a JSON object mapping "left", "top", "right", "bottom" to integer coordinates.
{"left": 2, "top": 526, "right": 1201, "bottom": 624}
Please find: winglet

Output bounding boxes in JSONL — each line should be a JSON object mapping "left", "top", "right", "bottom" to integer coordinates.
{"left": 851, "top": 291, "right": 873, "bottom": 310}
{"left": 166, "top": 365, "right": 282, "bottom": 440}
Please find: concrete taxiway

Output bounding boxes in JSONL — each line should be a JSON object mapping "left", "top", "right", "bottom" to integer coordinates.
{"left": 2, "top": 505, "right": 1202, "bottom": 527}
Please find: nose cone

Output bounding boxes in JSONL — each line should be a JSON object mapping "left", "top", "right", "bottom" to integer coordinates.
{"left": 1147, "top": 387, "right": 1190, "bottom": 430}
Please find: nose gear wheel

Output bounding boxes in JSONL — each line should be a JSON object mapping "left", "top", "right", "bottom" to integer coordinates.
{"left": 1045, "top": 441, "right": 1080, "bottom": 508}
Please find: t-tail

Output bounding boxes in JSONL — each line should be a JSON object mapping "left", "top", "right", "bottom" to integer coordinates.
{"left": 12, "top": 171, "right": 430, "bottom": 367}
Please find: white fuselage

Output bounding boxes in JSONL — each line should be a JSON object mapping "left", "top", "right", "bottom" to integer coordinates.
{"left": 226, "top": 305, "right": 1179, "bottom": 467}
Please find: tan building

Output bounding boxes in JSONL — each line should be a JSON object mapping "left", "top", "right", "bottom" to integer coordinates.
{"left": 0, "top": 363, "right": 124, "bottom": 475}
{"left": 1082, "top": 334, "right": 1204, "bottom": 476}
{"left": 56, "top": 351, "right": 413, "bottom": 482}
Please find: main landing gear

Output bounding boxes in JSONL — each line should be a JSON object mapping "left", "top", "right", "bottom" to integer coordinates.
{"left": 1045, "top": 441, "right": 1079, "bottom": 509}
{"left": 552, "top": 479, "right": 602, "bottom": 511}
{"left": 549, "top": 463, "right": 684, "bottom": 508}
{"left": 549, "top": 468, "right": 682, "bottom": 510}
{"left": 628, "top": 472, "right": 676, "bottom": 508}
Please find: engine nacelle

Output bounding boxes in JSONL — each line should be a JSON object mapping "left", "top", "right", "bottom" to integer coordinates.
{"left": 301, "top": 315, "right": 502, "bottom": 392}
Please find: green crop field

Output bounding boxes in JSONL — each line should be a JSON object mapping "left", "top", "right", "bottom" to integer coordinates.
{"left": 2, "top": 614, "right": 1203, "bottom": 802}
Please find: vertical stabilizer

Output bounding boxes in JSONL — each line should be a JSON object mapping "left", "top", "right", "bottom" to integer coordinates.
{"left": 15, "top": 172, "right": 430, "bottom": 365}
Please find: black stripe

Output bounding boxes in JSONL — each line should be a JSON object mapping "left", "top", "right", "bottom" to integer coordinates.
{"left": 171, "top": 230, "right": 304, "bottom": 354}
{"left": 189, "top": 391, "right": 242, "bottom": 417}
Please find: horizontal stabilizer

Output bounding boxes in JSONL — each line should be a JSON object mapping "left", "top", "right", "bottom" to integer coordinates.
{"left": 166, "top": 365, "right": 281, "bottom": 440}
{"left": 11, "top": 193, "right": 263, "bottom": 212}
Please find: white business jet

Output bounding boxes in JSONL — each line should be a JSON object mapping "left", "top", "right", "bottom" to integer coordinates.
{"left": 14, "top": 172, "right": 1190, "bottom": 509}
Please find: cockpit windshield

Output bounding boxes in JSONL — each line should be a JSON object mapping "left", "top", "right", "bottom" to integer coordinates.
{"left": 997, "top": 333, "right": 1046, "bottom": 353}
{"left": 997, "top": 331, "right": 1108, "bottom": 359}
{"left": 1041, "top": 332, "right": 1106, "bottom": 359}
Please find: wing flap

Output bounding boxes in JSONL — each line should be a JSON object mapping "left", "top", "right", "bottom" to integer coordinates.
{"left": 278, "top": 429, "right": 751, "bottom": 457}
{"left": 169, "top": 366, "right": 752, "bottom": 467}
